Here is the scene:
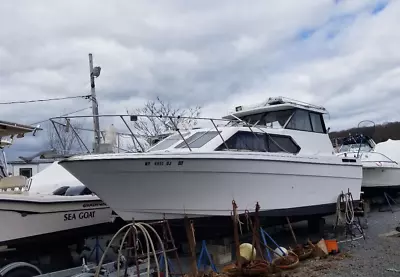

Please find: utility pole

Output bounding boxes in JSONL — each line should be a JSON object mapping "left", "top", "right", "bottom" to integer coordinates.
{"left": 89, "top": 53, "right": 102, "bottom": 152}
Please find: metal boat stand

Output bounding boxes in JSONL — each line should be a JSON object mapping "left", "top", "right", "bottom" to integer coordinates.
{"left": 126, "top": 218, "right": 184, "bottom": 277}
{"left": 379, "top": 192, "right": 399, "bottom": 213}
{"left": 335, "top": 191, "right": 366, "bottom": 242}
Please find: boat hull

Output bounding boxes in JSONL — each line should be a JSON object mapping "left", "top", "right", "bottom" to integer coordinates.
{"left": 0, "top": 196, "right": 115, "bottom": 247}
{"left": 60, "top": 153, "right": 362, "bottom": 221}
{"left": 362, "top": 165, "right": 400, "bottom": 196}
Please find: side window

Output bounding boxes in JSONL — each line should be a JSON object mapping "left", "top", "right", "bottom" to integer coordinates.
{"left": 216, "top": 131, "right": 300, "bottom": 154}
{"left": 286, "top": 109, "right": 312, "bottom": 132}
{"left": 309, "top": 113, "right": 325, "bottom": 133}
{"left": 175, "top": 131, "right": 219, "bottom": 148}
{"left": 268, "top": 135, "right": 300, "bottom": 154}
{"left": 218, "top": 132, "right": 267, "bottom": 151}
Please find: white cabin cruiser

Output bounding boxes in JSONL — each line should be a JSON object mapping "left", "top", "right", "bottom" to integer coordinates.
{"left": 0, "top": 120, "right": 117, "bottom": 249}
{"left": 58, "top": 97, "right": 362, "bottom": 222}
{"left": 336, "top": 134, "right": 400, "bottom": 196}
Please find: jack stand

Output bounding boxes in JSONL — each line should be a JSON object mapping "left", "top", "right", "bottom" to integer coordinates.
{"left": 335, "top": 190, "right": 366, "bottom": 242}
{"left": 88, "top": 236, "right": 105, "bottom": 264}
{"left": 159, "top": 254, "right": 175, "bottom": 275}
{"left": 260, "top": 228, "right": 286, "bottom": 262}
{"left": 197, "top": 240, "right": 217, "bottom": 273}
{"left": 344, "top": 215, "right": 365, "bottom": 242}
{"left": 379, "top": 192, "right": 399, "bottom": 213}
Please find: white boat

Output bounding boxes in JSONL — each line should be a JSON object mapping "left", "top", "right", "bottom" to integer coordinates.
{"left": 59, "top": 97, "right": 363, "bottom": 222}
{"left": 336, "top": 135, "right": 400, "bottom": 195}
{"left": 0, "top": 120, "right": 116, "bottom": 248}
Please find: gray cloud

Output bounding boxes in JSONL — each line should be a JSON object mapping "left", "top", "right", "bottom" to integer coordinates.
{"left": 0, "top": 0, "right": 397, "bottom": 159}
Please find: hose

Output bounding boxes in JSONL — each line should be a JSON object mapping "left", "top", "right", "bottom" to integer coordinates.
{"left": 94, "top": 222, "right": 168, "bottom": 277}
{"left": 336, "top": 192, "right": 355, "bottom": 226}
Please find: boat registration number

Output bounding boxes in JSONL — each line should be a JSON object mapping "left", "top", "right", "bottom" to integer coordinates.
{"left": 144, "top": 160, "right": 184, "bottom": 166}
{"left": 64, "top": 211, "right": 95, "bottom": 221}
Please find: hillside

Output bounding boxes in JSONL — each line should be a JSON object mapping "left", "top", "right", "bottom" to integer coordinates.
{"left": 329, "top": 121, "right": 400, "bottom": 144}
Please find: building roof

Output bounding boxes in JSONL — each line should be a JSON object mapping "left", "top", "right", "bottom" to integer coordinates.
{"left": 0, "top": 120, "right": 41, "bottom": 137}
{"left": 8, "top": 159, "right": 56, "bottom": 165}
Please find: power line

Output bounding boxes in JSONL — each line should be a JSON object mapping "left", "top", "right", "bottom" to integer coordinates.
{"left": 29, "top": 107, "right": 92, "bottom": 126}
{"left": 0, "top": 95, "right": 91, "bottom": 105}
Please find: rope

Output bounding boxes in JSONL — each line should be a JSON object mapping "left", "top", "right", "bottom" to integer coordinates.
{"left": 190, "top": 221, "right": 196, "bottom": 247}
{"left": 235, "top": 213, "right": 244, "bottom": 235}
{"left": 336, "top": 192, "right": 355, "bottom": 226}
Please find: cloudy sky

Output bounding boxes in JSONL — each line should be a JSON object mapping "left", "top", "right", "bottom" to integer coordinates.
{"left": 0, "top": 0, "right": 397, "bottom": 159}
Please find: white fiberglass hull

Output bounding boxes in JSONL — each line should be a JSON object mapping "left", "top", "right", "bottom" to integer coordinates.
{"left": 0, "top": 194, "right": 113, "bottom": 245}
{"left": 362, "top": 164, "right": 400, "bottom": 189}
{"left": 60, "top": 152, "right": 362, "bottom": 221}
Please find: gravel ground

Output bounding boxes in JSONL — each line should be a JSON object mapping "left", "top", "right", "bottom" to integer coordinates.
{"left": 172, "top": 205, "right": 400, "bottom": 277}
{"left": 322, "top": 207, "right": 400, "bottom": 277}
{"left": 272, "top": 206, "right": 400, "bottom": 277}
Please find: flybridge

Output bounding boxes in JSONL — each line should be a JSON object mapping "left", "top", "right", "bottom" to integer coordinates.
{"left": 229, "top": 96, "right": 327, "bottom": 116}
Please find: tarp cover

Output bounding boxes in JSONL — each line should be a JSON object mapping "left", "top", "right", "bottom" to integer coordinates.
{"left": 374, "top": 139, "right": 400, "bottom": 163}
{"left": 28, "top": 161, "right": 84, "bottom": 194}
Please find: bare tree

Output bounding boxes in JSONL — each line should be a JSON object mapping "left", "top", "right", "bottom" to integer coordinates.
{"left": 127, "top": 97, "right": 201, "bottom": 151}
{"left": 46, "top": 120, "right": 87, "bottom": 154}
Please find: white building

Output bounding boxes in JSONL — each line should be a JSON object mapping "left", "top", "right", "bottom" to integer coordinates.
{"left": 8, "top": 159, "right": 54, "bottom": 178}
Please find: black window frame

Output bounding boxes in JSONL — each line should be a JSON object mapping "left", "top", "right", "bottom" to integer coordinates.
{"left": 285, "top": 108, "right": 327, "bottom": 134}
{"left": 239, "top": 109, "right": 295, "bottom": 128}
{"left": 308, "top": 112, "right": 327, "bottom": 134}
{"left": 19, "top": 168, "right": 32, "bottom": 178}
{"left": 216, "top": 131, "right": 300, "bottom": 154}
{"left": 285, "top": 109, "right": 313, "bottom": 132}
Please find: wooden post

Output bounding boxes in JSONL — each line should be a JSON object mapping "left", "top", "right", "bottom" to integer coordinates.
{"left": 184, "top": 216, "right": 198, "bottom": 276}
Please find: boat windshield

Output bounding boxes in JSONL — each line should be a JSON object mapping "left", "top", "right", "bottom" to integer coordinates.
{"left": 237, "top": 108, "right": 326, "bottom": 133}
{"left": 339, "top": 143, "right": 372, "bottom": 153}
{"left": 240, "top": 109, "right": 293, "bottom": 128}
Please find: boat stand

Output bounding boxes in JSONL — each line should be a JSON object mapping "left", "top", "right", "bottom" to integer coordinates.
{"left": 126, "top": 218, "right": 183, "bottom": 277}
{"left": 197, "top": 240, "right": 217, "bottom": 272}
{"left": 158, "top": 254, "right": 175, "bottom": 274}
{"left": 379, "top": 192, "right": 399, "bottom": 213}
{"left": 335, "top": 191, "right": 366, "bottom": 242}
{"left": 87, "top": 236, "right": 105, "bottom": 264}
{"left": 260, "top": 228, "right": 287, "bottom": 262}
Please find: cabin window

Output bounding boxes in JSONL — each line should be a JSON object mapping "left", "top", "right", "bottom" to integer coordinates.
{"left": 268, "top": 135, "right": 300, "bottom": 154}
{"left": 285, "top": 109, "right": 312, "bottom": 132}
{"left": 240, "top": 110, "right": 293, "bottom": 128}
{"left": 309, "top": 112, "right": 325, "bottom": 133}
{"left": 19, "top": 168, "right": 32, "bottom": 178}
{"left": 149, "top": 133, "right": 184, "bottom": 151}
{"left": 216, "top": 131, "right": 300, "bottom": 154}
{"left": 175, "top": 131, "right": 219, "bottom": 148}
{"left": 218, "top": 132, "right": 267, "bottom": 152}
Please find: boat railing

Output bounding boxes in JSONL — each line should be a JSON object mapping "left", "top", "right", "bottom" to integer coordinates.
{"left": 49, "top": 113, "right": 296, "bottom": 154}
{"left": 358, "top": 152, "right": 398, "bottom": 165}
{"left": 49, "top": 114, "right": 245, "bottom": 153}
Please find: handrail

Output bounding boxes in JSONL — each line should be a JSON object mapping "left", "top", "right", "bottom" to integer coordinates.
{"left": 359, "top": 152, "right": 398, "bottom": 165}
{"left": 50, "top": 113, "right": 239, "bottom": 123}
{"left": 49, "top": 114, "right": 240, "bottom": 154}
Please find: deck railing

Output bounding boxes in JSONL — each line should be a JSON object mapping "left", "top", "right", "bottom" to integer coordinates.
{"left": 49, "top": 114, "right": 242, "bottom": 154}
